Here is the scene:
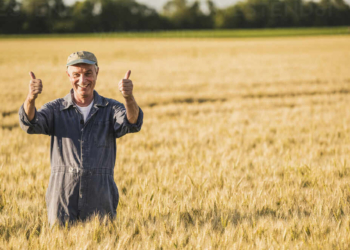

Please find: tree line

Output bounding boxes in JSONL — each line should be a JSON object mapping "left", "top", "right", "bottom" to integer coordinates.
{"left": 1, "top": 0, "right": 350, "bottom": 34}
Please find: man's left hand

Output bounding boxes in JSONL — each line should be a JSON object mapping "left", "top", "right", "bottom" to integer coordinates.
{"left": 119, "top": 70, "right": 133, "bottom": 99}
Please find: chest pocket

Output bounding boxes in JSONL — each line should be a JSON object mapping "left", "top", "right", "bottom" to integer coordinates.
{"left": 93, "top": 120, "right": 114, "bottom": 148}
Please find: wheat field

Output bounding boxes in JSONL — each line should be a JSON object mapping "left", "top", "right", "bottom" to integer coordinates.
{"left": 0, "top": 35, "right": 350, "bottom": 249}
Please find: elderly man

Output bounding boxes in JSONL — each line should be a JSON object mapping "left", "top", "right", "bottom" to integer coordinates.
{"left": 18, "top": 51, "right": 143, "bottom": 227}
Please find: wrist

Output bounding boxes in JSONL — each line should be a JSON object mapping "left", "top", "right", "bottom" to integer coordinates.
{"left": 26, "top": 95, "right": 36, "bottom": 104}
{"left": 124, "top": 95, "right": 135, "bottom": 102}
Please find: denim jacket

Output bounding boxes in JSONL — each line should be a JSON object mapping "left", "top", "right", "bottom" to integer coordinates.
{"left": 18, "top": 89, "right": 143, "bottom": 226}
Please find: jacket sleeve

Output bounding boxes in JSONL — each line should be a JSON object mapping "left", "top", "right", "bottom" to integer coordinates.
{"left": 18, "top": 102, "right": 55, "bottom": 136}
{"left": 112, "top": 103, "right": 143, "bottom": 139}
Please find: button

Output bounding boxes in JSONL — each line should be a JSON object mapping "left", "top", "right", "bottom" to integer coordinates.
{"left": 80, "top": 194, "right": 82, "bottom": 198}
{"left": 80, "top": 120, "right": 84, "bottom": 124}
{"left": 69, "top": 167, "right": 73, "bottom": 172}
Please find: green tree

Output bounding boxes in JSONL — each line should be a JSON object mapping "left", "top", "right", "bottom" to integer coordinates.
{"left": 215, "top": 4, "right": 246, "bottom": 28}
{"left": 68, "top": 0, "right": 96, "bottom": 32}
{"left": 163, "top": 0, "right": 214, "bottom": 29}
{"left": 0, "top": 0, "right": 24, "bottom": 33}
{"left": 21, "top": 0, "right": 67, "bottom": 33}
{"left": 93, "top": 0, "right": 167, "bottom": 31}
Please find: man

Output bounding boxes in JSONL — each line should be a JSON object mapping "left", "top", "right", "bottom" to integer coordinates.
{"left": 18, "top": 51, "right": 143, "bottom": 227}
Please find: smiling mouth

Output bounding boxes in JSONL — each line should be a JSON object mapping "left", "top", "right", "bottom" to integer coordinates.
{"left": 77, "top": 84, "right": 90, "bottom": 89}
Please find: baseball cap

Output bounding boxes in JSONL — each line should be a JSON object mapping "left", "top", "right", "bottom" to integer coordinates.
{"left": 66, "top": 51, "right": 98, "bottom": 66}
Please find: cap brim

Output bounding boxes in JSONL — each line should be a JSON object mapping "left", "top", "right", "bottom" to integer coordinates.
{"left": 66, "top": 59, "right": 97, "bottom": 66}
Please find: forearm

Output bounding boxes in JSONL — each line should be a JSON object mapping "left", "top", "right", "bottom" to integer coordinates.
{"left": 24, "top": 97, "right": 36, "bottom": 122}
{"left": 124, "top": 95, "right": 139, "bottom": 124}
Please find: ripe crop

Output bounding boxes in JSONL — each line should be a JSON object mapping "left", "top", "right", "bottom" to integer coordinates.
{"left": 1, "top": 35, "right": 350, "bottom": 249}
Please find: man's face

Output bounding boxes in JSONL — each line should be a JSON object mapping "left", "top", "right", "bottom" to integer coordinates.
{"left": 66, "top": 63, "right": 99, "bottom": 99}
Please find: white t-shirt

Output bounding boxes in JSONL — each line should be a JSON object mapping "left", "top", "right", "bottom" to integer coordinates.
{"left": 76, "top": 100, "right": 94, "bottom": 122}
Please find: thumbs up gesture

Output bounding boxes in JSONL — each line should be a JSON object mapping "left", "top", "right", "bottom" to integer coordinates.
{"left": 27, "top": 72, "right": 43, "bottom": 102}
{"left": 118, "top": 70, "right": 133, "bottom": 99}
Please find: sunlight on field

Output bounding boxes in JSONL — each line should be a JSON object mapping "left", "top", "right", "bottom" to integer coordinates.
{"left": 1, "top": 35, "right": 350, "bottom": 249}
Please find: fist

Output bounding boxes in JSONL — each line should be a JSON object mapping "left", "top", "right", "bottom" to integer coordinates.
{"left": 118, "top": 70, "right": 133, "bottom": 99}
{"left": 28, "top": 72, "right": 43, "bottom": 102}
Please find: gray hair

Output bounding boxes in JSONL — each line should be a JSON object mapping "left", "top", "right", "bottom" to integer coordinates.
{"left": 67, "top": 64, "right": 98, "bottom": 72}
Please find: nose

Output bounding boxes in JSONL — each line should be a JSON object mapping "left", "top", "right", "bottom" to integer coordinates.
{"left": 78, "top": 74, "right": 87, "bottom": 84}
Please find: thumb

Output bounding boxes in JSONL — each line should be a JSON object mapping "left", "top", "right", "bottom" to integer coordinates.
{"left": 124, "top": 70, "right": 131, "bottom": 79}
{"left": 29, "top": 71, "right": 36, "bottom": 80}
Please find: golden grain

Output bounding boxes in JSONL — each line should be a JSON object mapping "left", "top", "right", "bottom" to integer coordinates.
{"left": 0, "top": 36, "right": 350, "bottom": 249}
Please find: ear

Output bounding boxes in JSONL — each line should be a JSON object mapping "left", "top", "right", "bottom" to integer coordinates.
{"left": 66, "top": 66, "right": 70, "bottom": 77}
{"left": 96, "top": 67, "right": 99, "bottom": 76}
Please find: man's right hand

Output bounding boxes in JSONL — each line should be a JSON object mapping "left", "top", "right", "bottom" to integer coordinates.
{"left": 27, "top": 71, "right": 43, "bottom": 102}
{"left": 24, "top": 72, "right": 42, "bottom": 121}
